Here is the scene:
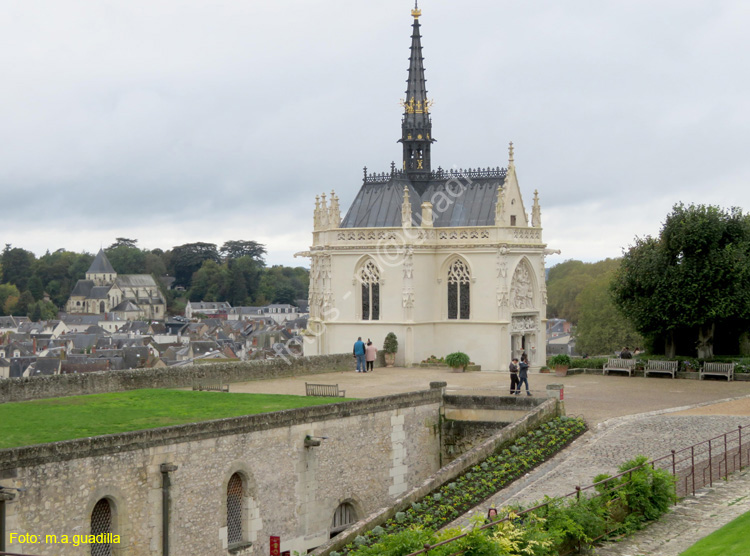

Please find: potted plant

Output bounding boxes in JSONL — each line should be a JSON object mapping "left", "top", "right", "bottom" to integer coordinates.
{"left": 445, "top": 351, "right": 471, "bottom": 373}
{"left": 539, "top": 366, "right": 551, "bottom": 374}
{"left": 383, "top": 332, "right": 398, "bottom": 367}
{"left": 548, "top": 354, "right": 572, "bottom": 377}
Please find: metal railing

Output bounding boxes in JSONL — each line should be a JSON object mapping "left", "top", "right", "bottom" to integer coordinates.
{"left": 404, "top": 422, "right": 750, "bottom": 556}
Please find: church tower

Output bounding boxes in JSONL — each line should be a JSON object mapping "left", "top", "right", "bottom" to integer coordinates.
{"left": 399, "top": 2, "right": 435, "bottom": 179}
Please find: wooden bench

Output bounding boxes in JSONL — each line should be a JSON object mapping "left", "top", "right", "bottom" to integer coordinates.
{"left": 644, "top": 360, "right": 678, "bottom": 378}
{"left": 700, "top": 362, "right": 735, "bottom": 381}
{"left": 192, "top": 380, "right": 229, "bottom": 392}
{"left": 603, "top": 358, "right": 637, "bottom": 377}
{"left": 305, "top": 383, "right": 346, "bottom": 397}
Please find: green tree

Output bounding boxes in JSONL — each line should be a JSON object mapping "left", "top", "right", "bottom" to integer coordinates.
{"left": 611, "top": 203, "right": 750, "bottom": 357}
{"left": 188, "top": 260, "right": 228, "bottom": 302}
{"left": 27, "top": 275, "right": 45, "bottom": 301}
{"left": 575, "top": 273, "right": 642, "bottom": 356}
{"left": 169, "top": 243, "right": 220, "bottom": 288}
{"left": 0, "top": 284, "right": 21, "bottom": 316}
{"left": 1, "top": 245, "right": 35, "bottom": 291}
{"left": 14, "top": 290, "right": 35, "bottom": 316}
{"left": 547, "top": 259, "right": 620, "bottom": 324}
{"left": 106, "top": 241, "right": 146, "bottom": 274}
{"left": 219, "top": 240, "right": 267, "bottom": 263}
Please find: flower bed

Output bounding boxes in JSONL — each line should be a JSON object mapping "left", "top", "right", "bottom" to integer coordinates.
{"left": 337, "top": 416, "right": 587, "bottom": 555}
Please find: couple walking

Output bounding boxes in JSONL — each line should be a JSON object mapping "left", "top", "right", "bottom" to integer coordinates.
{"left": 353, "top": 337, "right": 377, "bottom": 373}
{"left": 509, "top": 353, "right": 531, "bottom": 396}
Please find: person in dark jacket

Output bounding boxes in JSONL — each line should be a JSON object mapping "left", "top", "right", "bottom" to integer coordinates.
{"left": 518, "top": 357, "right": 531, "bottom": 396}
{"left": 509, "top": 358, "right": 520, "bottom": 395}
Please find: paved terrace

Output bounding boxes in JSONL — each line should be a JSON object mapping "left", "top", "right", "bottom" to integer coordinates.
{"left": 228, "top": 366, "right": 750, "bottom": 427}
{"left": 231, "top": 366, "right": 750, "bottom": 552}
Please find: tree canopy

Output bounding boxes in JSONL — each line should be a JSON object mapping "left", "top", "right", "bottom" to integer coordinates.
{"left": 611, "top": 203, "right": 750, "bottom": 357}
{"left": 546, "top": 258, "right": 621, "bottom": 324}
{"left": 0, "top": 239, "right": 308, "bottom": 318}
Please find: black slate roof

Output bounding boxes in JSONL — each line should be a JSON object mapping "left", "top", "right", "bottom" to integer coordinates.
{"left": 70, "top": 280, "right": 95, "bottom": 298}
{"left": 88, "top": 249, "right": 116, "bottom": 274}
{"left": 340, "top": 173, "right": 505, "bottom": 228}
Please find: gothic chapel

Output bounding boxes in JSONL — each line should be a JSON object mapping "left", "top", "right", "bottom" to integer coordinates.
{"left": 302, "top": 5, "right": 556, "bottom": 370}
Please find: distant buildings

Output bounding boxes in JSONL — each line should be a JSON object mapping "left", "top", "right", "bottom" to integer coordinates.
{"left": 65, "top": 249, "right": 167, "bottom": 321}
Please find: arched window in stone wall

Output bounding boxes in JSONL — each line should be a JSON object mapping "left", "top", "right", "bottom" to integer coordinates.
{"left": 359, "top": 260, "right": 381, "bottom": 321}
{"left": 227, "top": 473, "right": 244, "bottom": 545}
{"left": 447, "top": 259, "right": 471, "bottom": 319}
{"left": 90, "top": 498, "right": 113, "bottom": 556}
{"left": 330, "top": 502, "right": 357, "bottom": 538}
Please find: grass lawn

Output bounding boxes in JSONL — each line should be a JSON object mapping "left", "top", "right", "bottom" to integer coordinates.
{"left": 679, "top": 508, "right": 750, "bottom": 556}
{"left": 0, "top": 389, "right": 355, "bottom": 450}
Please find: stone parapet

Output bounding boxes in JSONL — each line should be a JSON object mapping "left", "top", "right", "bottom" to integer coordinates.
{"left": 0, "top": 388, "right": 441, "bottom": 471}
{"left": 0, "top": 353, "right": 354, "bottom": 403}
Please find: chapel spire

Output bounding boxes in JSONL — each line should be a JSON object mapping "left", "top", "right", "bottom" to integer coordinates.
{"left": 399, "top": 1, "right": 435, "bottom": 178}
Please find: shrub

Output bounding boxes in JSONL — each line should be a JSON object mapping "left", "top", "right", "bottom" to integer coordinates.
{"left": 547, "top": 354, "right": 572, "bottom": 367}
{"left": 445, "top": 352, "right": 471, "bottom": 368}
{"left": 383, "top": 332, "right": 398, "bottom": 354}
{"left": 570, "top": 357, "right": 608, "bottom": 369}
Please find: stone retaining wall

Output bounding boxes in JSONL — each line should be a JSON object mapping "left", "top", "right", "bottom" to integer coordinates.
{"left": 1, "top": 389, "right": 443, "bottom": 556}
{"left": 0, "top": 353, "right": 353, "bottom": 403}
{"left": 311, "top": 398, "right": 562, "bottom": 556}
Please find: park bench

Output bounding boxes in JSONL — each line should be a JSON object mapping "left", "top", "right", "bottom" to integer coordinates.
{"left": 305, "top": 383, "right": 346, "bottom": 397}
{"left": 603, "top": 358, "right": 637, "bottom": 377}
{"left": 192, "top": 380, "right": 229, "bottom": 392}
{"left": 644, "top": 360, "right": 678, "bottom": 378}
{"left": 700, "top": 362, "right": 735, "bottom": 382}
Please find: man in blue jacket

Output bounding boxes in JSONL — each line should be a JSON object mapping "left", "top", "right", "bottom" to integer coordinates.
{"left": 353, "top": 337, "right": 366, "bottom": 373}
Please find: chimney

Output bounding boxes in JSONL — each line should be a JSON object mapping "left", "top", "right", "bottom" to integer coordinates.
{"left": 33, "top": 337, "right": 37, "bottom": 353}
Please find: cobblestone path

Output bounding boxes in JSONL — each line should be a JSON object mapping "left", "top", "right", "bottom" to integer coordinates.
{"left": 448, "top": 403, "right": 750, "bottom": 536}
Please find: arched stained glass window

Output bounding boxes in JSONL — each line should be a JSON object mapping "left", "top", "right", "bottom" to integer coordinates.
{"left": 447, "top": 259, "right": 471, "bottom": 320}
{"left": 359, "top": 261, "right": 381, "bottom": 321}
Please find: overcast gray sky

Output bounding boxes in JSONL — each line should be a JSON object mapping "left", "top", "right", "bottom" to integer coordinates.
{"left": 1, "top": 0, "right": 748, "bottom": 268}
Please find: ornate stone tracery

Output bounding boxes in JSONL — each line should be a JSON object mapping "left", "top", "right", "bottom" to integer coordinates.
{"left": 447, "top": 259, "right": 471, "bottom": 319}
{"left": 358, "top": 260, "right": 381, "bottom": 320}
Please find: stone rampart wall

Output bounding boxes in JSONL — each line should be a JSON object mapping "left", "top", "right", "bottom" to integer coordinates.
{"left": 0, "top": 353, "right": 353, "bottom": 403}
{"left": 1, "top": 389, "right": 442, "bottom": 556}
{"left": 312, "top": 398, "right": 562, "bottom": 556}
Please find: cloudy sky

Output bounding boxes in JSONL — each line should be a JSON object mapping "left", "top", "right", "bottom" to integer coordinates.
{"left": 1, "top": 0, "right": 748, "bottom": 268}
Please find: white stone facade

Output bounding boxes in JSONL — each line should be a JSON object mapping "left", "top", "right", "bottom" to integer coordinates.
{"left": 303, "top": 156, "right": 554, "bottom": 371}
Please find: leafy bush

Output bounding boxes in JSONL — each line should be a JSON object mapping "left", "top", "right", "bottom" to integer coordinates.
{"left": 445, "top": 352, "right": 471, "bottom": 368}
{"left": 383, "top": 332, "right": 398, "bottom": 354}
{"left": 569, "top": 357, "right": 608, "bottom": 369}
{"left": 338, "top": 448, "right": 676, "bottom": 556}
{"left": 547, "top": 354, "right": 572, "bottom": 367}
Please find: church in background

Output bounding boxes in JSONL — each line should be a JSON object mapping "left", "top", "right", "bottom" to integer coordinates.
{"left": 302, "top": 5, "right": 555, "bottom": 371}
{"left": 65, "top": 249, "right": 167, "bottom": 321}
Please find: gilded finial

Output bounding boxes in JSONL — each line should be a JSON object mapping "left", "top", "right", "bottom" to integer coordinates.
{"left": 411, "top": 0, "right": 421, "bottom": 19}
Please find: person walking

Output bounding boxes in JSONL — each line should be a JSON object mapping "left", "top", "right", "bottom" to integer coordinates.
{"left": 365, "top": 339, "right": 377, "bottom": 372}
{"left": 509, "top": 358, "right": 520, "bottom": 395}
{"left": 353, "top": 337, "right": 366, "bottom": 372}
{"left": 518, "top": 356, "right": 531, "bottom": 396}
